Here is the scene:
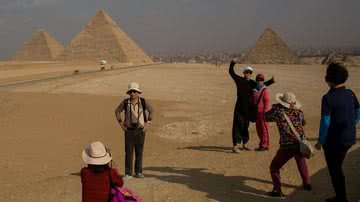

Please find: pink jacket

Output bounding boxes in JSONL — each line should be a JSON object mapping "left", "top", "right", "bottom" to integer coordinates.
{"left": 252, "top": 87, "right": 270, "bottom": 114}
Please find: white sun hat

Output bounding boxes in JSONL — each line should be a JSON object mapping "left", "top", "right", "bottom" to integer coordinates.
{"left": 127, "top": 82, "right": 142, "bottom": 94}
{"left": 276, "top": 92, "right": 302, "bottom": 109}
{"left": 82, "top": 141, "right": 112, "bottom": 165}
{"left": 243, "top": 66, "right": 253, "bottom": 72}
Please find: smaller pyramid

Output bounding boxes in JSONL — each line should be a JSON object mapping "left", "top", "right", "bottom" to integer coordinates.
{"left": 11, "top": 29, "right": 64, "bottom": 61}
{"left": 242, "top": 27, "right": 300, "bottom": 64}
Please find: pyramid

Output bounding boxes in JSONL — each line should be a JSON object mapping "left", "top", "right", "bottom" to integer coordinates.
{"left": 11, "top": 29, "right": 64, "bottom": 61}
{"left": 242, "top": 27, "right": 300, "bottom": 64}
{"left": 60, "top": 10, "right": 152, "bottom": 63}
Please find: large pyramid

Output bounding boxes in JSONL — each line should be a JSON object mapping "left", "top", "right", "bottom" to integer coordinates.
{"left": 60, "top": 10, "right": 152, "bottom": 63}
{"left": 11, "top": 29, "right": 64, "bottom": 61}
{"left": 242, "top": 27, "right": 300, "bottom": 64}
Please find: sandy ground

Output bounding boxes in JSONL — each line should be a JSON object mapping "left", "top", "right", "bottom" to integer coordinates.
{"left": 0, "top": 62, "right": 359, "bottom": 202}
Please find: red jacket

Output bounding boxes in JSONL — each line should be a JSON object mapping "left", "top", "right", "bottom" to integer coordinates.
{"left": 81, "top": 167, "right": 123, "bottom": 202}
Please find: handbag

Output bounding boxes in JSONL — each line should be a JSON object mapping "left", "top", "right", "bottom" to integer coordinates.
{"left": 108, "top": 170, "right": 142, "bottom": 202}
{"left": 283, "top": 112, "right": 314, "bottom": 159}
{"left": 248, "top": 89, "right": 265, "bottom": 123}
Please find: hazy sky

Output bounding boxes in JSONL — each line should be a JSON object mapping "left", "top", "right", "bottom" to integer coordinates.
{"left": 0, "top": 0, "right": 359, "bottom": 59}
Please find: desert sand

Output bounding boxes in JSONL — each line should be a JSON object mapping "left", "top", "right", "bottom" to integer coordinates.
{"left": 0, "top": 62, "right": 359, "bottom": 201}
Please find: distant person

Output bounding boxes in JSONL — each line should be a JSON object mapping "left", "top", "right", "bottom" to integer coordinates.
{"left": 115, "top": 82, "right": 153, "bottom": 180}
{"left": 228, "top": 60, "right": 274, "bottom": 153}
{"left": 265, "top": 92, "right": 311, "bottom": 197}
{"left": 81, "top": 141, "right": 124, "bottom": 202}
{"left": 315, "top": 63, "right": 360, "bottom": 202}
{"left": 251, "top": 74, "right": 271, "bottom": 151}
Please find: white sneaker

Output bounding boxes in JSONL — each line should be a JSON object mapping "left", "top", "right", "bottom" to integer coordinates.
{"left": 122, "top": 174, "right": 132, "bottom": 181}
{"left": 233, "top": 146, "right": 241, "bottom": 153}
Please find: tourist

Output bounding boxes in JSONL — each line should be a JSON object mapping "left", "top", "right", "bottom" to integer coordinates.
{"left": 115, "top": 82, "right": 154, "bottom": 180}
{"left": 251, "top": 74, "right": 271, "bottom": 151}
{"left": 81, "top": 141, "right": 123, "bottom": 202}
{"left": 315, "top": 63, "right": 360, "bottom": 202}
{"left": 265, "top": 92, "right": 311, "bottom": 197}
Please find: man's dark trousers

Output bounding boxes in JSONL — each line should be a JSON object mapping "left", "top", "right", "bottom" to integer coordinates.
{"left": 323, "top": 145, "right": 351, "bottom": 202}
{"left": 125, "top": 128, "right": 145, "bottom": 175}
{"left": 232, "top": 107, "right": 249, "bottom": 146}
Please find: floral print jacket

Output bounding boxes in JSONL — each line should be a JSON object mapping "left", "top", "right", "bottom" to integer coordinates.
{"left": 265, "top": 104, "right": 307, "bottom": 149}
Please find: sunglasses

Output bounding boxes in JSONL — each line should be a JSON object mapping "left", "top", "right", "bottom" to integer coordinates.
{"left": 256, "top": 79, "right": 264, "bottom": 82}
{"left": 128, "top": 90, "right": 139, "bottom": 94}
{"left": 244, "top": 71, "right": 253, "bottom": 74}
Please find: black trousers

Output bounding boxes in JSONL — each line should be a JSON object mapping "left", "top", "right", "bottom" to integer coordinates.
{"left": 232, "top": 109, "right": 249, "bottom": 146}
{"left": 125, "top": 128, "right": 145, "bottom": 175}
{"left": 323, "top": 145, "right": 351, "bottom": 202}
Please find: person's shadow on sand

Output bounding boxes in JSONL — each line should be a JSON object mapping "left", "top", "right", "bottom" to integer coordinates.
{"left": 286, "top": 146, "right": 360, "bottom": 202}
{"left": 180, "top": 146, "right": 234, "bottom": 153}
{"left": 146, "top": 146, "right": 360, "bottom": 201}
{"left": 180, "top": 145, "right": 256, "bottom": 153}
{"left": 145, "top": 166, "right": 299, "bottom": 201}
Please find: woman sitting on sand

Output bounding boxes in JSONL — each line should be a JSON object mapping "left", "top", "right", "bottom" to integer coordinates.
{"left": 265, "top": 92, "right": 311, "bottom": 197}
{"left": 81, "top": 141, "right": 123, "bottom": 202}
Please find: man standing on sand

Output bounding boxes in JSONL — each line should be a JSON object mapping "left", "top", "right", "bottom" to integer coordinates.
{"left": 115, "top": 82, "right": 153, "bottom": 181}
{"left": 229, "top": 60, "right": 274, "bottom": 153}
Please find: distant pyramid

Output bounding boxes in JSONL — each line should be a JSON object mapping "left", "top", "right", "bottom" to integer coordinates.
{"left": 60, "top": 10, "right": 152, "bottom": 63}
{"left": 242, "top": 27, "right": 300, "bottom": 64}
{"left": 11, "top": 29, "right": 64, "bottom": 61}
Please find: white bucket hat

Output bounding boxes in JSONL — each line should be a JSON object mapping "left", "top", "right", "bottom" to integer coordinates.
{"left": 243, "top": 66, "right": 253, "bottom": 72}
{"left": 276, "top": 92, "right": 302, "bottom": 109}
{"left": 127, "top": 82, "right": 142, "bottom": 94}
{"left": 82, "top": 141, "right": 112, "bottom": 165}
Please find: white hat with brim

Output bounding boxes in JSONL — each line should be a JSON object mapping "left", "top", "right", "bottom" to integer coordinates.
{"left": 243, "top": 66, "right": 253, "bottom": 72}
{"left": 82, "top": 141, "right": 112, "bottom": 165}
{"left": 126, "top": 82, "right": 142, "bottom": 94}
{"left": 276, "top": 92, "right": 302, "bottom": 109}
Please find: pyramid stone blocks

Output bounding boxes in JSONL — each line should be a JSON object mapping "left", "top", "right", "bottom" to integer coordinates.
{"left": 242, "top": 27, "right": 300, "bottom": 64}
{"left": 60, "top": 10, "right": 152, "bottom": 63}
{"left": 11, "top": 29, "right": 64, "bottom": 61}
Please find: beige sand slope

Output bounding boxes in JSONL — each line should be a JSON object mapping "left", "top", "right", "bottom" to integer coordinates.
{"left": 0, "top": 62, "right": 359, "bottom": 201}
{"left": 243, "top": 27, "right": 300, "bottom": 64}
{"left": 59, "top": 10, "right": 152, "bottom": 63}
{"left": 11, "top": 29, "right": 64, "bottom": 61}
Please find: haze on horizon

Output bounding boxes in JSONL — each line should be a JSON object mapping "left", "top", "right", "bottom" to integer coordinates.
{"left": 0, "top": 0, "right": 359, "bottom": 60}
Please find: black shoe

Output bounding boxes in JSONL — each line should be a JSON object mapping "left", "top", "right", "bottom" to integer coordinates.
{"left": 303, "top": 184, "right": 312, "bottom": 191}
{"left": 325, "top": 196, "right": 348, "bottom": 202}
{"left": 325, "top": 197, "right": 336, "bottom": 202}
{"left": 255, "top": 147, "right": 269, "bottom": 151}
{"left": 268, "top": 189, "right": 284, "bottom": 197}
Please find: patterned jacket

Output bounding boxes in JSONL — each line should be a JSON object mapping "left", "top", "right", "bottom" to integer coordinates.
{"left": 265, "top": 103, "right": 307, "bottom": 149}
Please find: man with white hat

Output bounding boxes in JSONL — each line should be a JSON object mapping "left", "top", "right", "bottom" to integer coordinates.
{"left": 115, "top": 82, "right": 153, "bottom": 180}
{"left": 228, "top": 60, "right": 275, "bottom": 153}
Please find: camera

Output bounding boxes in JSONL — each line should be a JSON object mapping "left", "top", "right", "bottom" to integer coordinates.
{"left": 131, "top": 123, "right": 139, "bottom": 128}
